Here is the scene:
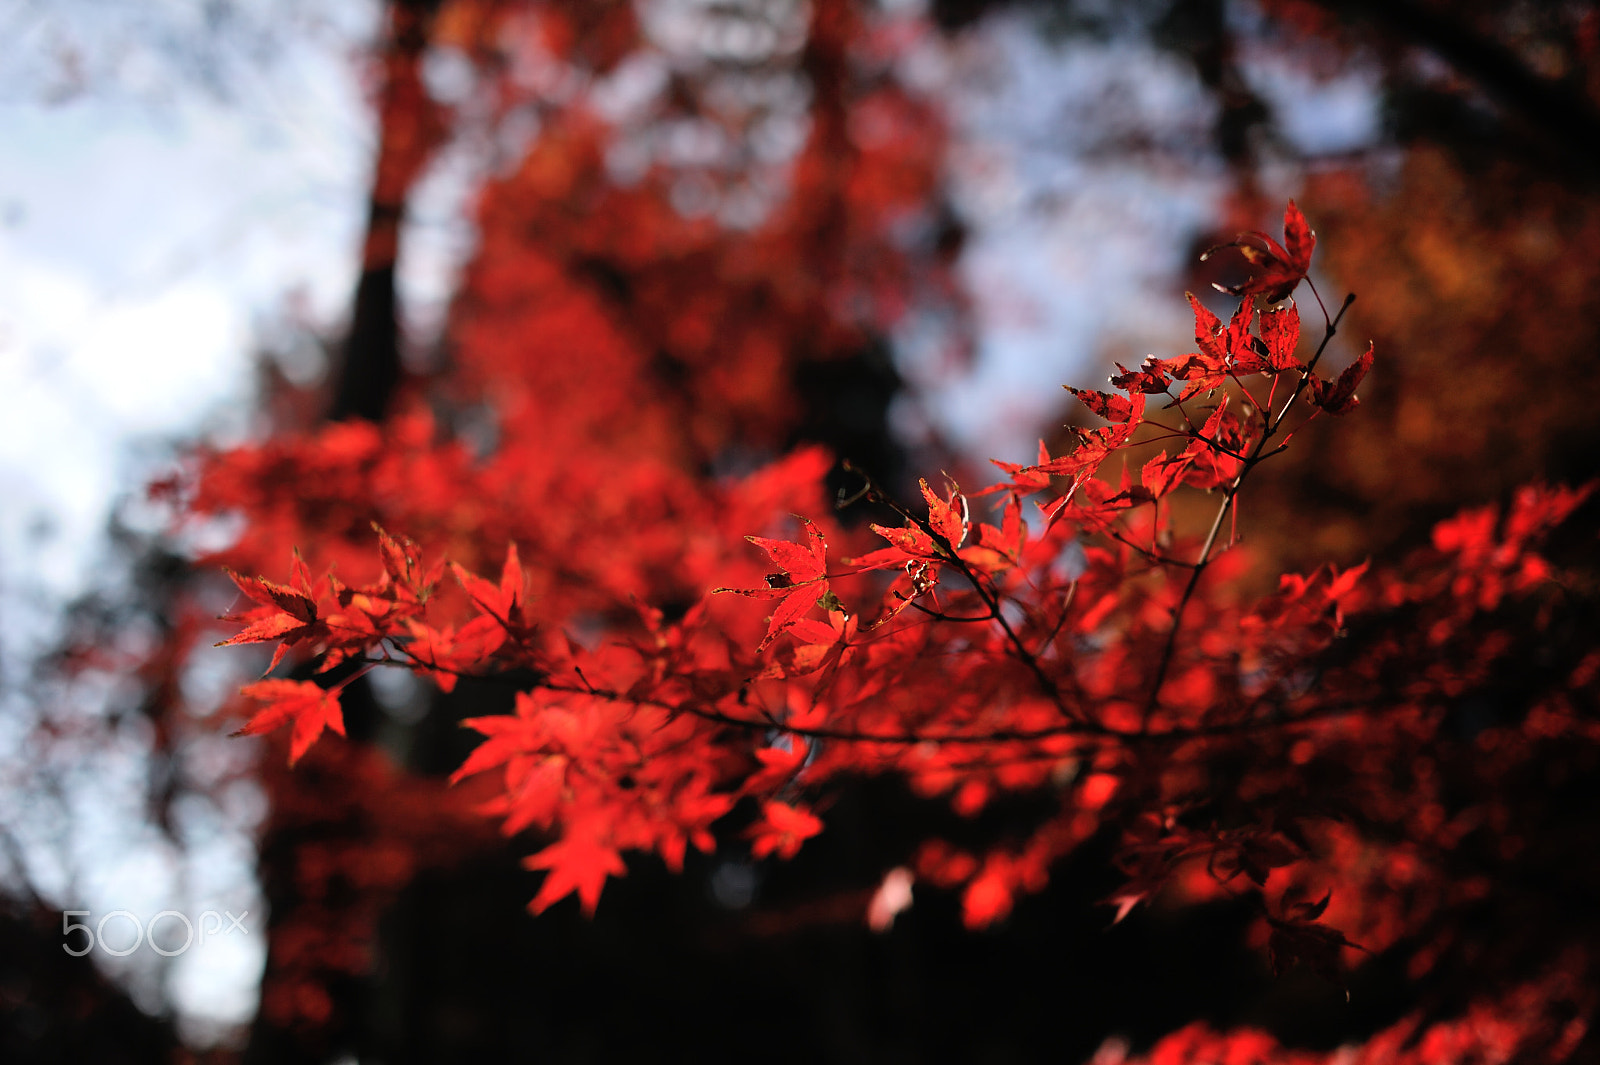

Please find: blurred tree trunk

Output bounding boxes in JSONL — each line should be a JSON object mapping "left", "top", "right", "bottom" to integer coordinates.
{"left": 246, "top": 3, "right": 442, "bottom": 1061}
{"left": 328, "top": 0, "right": 445, "bottom": 424}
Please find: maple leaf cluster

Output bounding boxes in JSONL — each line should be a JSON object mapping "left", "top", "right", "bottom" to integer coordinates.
{"left": 164, "top": 89, "right": 1599, "bottom": 1054}
{"left": 208, "top": 199, "right": 1589, "bottom": 1015}
{"left": 1, "top": 0, "right": 1555, "bottom": 1052}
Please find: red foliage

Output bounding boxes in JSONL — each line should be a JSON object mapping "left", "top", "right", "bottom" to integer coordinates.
{"left": 1202, "top": 200, "right": 1318, "bottom": 304}
{"left": 161, "top": 6, "right": 1600, "bottom": 1054}
{"left": 205, "top": 195, "right": 1594, "bottom": 998}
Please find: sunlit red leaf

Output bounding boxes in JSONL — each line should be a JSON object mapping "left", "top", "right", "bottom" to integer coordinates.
{"left": 920, "top": 479, "right": 968, "bottom": 547}
{"left": 524, "top": 833, "right": 627, "bottom": 915}
{"left": 758, "top": 584, "right": 828, "bottom": 651}
{"left": 1067, "top": 387, "right": 1136, "bottom": 424}
{"left": 224, "top": 568, "right": 317, "bottom": 623}
{"left": 1203, "top": 200, "right": 1317, "bottom": 303}
{"left": 451, "top": 542, "right": 527, "bottom": 627}
{"left": 749, "top": 800, "right": 824, "bottom": 860}
{"left": 1310, "top": 342, "right": 1374, "bottom": 415}
{"left": 747, "top": 517, "right": 828, "bottom": 583}
{"left": 234, "top": 679, "right": 345, "bottom": 766}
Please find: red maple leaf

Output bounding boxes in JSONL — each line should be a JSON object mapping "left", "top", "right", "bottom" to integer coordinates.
{"left": 1310, "top": 342, "right": 1374, "bottom": 415}
{"left": 1109, "top": 358, "right": 1173, "bottom": 395}
{"left": 215, "top": 566, "right": 321, "bottom": 675}
{"left": 749, "top": 800, "right": 824, "bottom": 860}
{"left": 1067, "top": 387, "right": 1138, "bottom": 424}
{"left": 1187, "top": 291, "right": 1255, "bottom": 366}
{"left": 450, "top": 542, "right": 530, "bottom": 632}
{"left": 1203, "top": 200, "right": 1316, "bottom": 303}
{"left": 233, "top": 679, "right": 345, "bottom": 765}
{"left": 1258, "top": 303, "right": 1305, "bottom": 372}
{"left": 919, "top": 478, "right": 969, "bottom": 549}
{"left": 373, "top": 522, "right": 445, "bottom": 603}
{"left": 523, "top": 832, "right": 627, "bottom": 915}
{"left": 720, "top": 518, "right": 833, "bottom": 649}
{"left": 746, "top": 516, "right": 828, "bottom": 584}
{"left": 403, "top": 616, "right": 507, "bottom": 692}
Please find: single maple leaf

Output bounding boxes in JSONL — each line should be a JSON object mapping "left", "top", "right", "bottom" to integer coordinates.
{"left": 719, "top": 519, "right": 834, "bottom": 651}
{"left": 451, "top": 542, "right": 528, "bottom": 629}
{"left": 1203, "top": 200, "right": 1316, "bottom": 303}
{"left": 758, "top": 631, "right": 844, "bottom": 678}
{"left": 216, "top": 566, "right": 323, "bottom": 674}
{"left": 1036, "top": 475, "right": 1090, "bottom": 533}
{"left": 372, "top": 522, "right": 444, "bottom": 602}
{"left": 1161, "top": 352, "right": 1230, "bottom": 404}
{"left": 500, "top": 758, "right": 568, "bottom": 836}
{"left": 524, "top": 833, "right": 627, "bottom": 915}
{"left": 746, "top": 516, "right": 828, "bottom": 584}
{"left": 1067, "top": 387, "right": 1137, "bottom": 424}
{"left": 1015, "top": 392, "right": 1146, "bottom": 493}
{"left": 1141, "top": 449, "right": 1197, "bottom": 500}
{"left": 450, "top": 710, "right": 547, "bottom": 784}
{"left": 216, "top": 609, "right": 312, "bottom": 649}
{"left": 223, "top": 567, "right": 317, "bottom": 622}
{"left": 753, "top": 584, "right": 833, "bottom": 652}
{"left": 862, "top": 522, "right": 938, "bottom": 562}
{"left": 980, "top": 440, "right": 1075, "bottom": 498}
{"left": 749, "top": 800, "right": 824, "bottom": 860}
{"left": 403, "top": 615, "right": 508, "bottom": 692}
{"left": 1258, "top": 303, "right": 1305, "bottom": 372}
{"left": 233, "top": 679, "right": 345, "bottom": 765}
{"left": 1109, "top": 358, "right": 1171, "bottom": 395}
{"left": 1187, "top": 292, "right": 1256, "bottom": 368}
{"left": 920, "top": 478, "right": 968, "bottom": 549}
{"left": 1309, "top": 342, "right": 1374, "bottom": 415}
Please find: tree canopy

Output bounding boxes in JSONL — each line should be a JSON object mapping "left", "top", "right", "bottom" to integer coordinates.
{"left": 11, "top": 1, "right": 1600, "bottom": 1062}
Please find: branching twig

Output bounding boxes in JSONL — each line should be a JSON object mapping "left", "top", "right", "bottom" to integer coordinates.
{"left": 841, "top": 460, "right": 1081, "bottom": 721}
{"left": 1142, "top": 292, "right": 1356, "bottom": 722}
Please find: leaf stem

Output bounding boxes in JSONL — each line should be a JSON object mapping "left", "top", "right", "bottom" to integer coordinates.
{"left": 841, "top": 461, "right": 1080, "bottom": 720}
{"left": 1141, "top": 291, "right": 1354, "bottom": 722}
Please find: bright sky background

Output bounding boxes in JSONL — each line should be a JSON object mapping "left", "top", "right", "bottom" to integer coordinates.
{"left": 899, "top": 2, "right": 1380, "bottom": 463}
{"left": 1, "top": 2, "right": 374, "bottom": 610}
{"left": 0, "top": 0, "right": 1380, "bottom": 1046}
{"left": 0, "top": 0, "right": 383, "bottom": 1042}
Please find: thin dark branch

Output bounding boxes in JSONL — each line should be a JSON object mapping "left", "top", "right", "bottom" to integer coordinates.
{"left": 1142, "top": 292, "right": 1356, "bottom": 720}
{"left": 842, "top": 460, "right": 1081, "bottom": 721}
